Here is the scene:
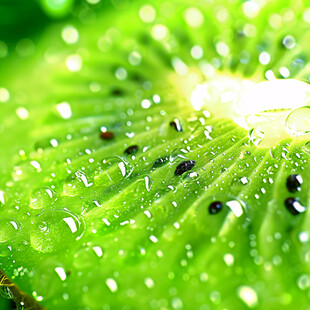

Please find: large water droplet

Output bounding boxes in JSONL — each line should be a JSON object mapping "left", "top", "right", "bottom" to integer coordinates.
{"left": 64, "top": 170, "right": 94, "bottom": 196}
{"left": 302, "top": 141, "right": 310, "bottom": 153}
{"left": 30, "top": 209, "right": 85, "bottom": 253}
{"left": 30, "top": 187, "right": 58, "bottom": 209}
{"left": 285, "top": 106, "right": 310, "bottom": 136}
{"left": 135, "top": 175, "right": 153, "bottom": 193}
{"left": 73, "top": 245, "right": 104, "bottom": 269}
{"left": 0, "top": 219, "right": 20, "bottom": 243}
{"left": 96, "top": 156, "right": 133, "bottom": 184}
{"left": 248, "top": 128, "right": 264, "bottom": 146}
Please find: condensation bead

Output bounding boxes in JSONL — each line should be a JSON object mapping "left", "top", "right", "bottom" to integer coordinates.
{"left": 285, "top": 106, "right": 310, "bottom": 136}
{"left": 30, "top": 186, "right": 58, "bottom": 209}
{"left": 0, "top": 219, "right": 20, "bottom": 243}
{"left": 30, "top": 209, "right": 85, "bottom": 253}
{"left": 64, "top": 170, "right": 94, "bottom": 196}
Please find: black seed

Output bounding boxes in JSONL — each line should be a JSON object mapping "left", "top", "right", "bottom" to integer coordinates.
{"left": 100, "top": 131, "right": 114, "bottom": 140}
{"left": 111, "top": 88, "right": 124, "bottom": 96}
{"left": 169, "top": 120, "right": 182, "bottom": 132}
{"left": 174, "top": 160, "right": 196, "bottom": 176}
{"left": 124, "top": 145, "right": 138, "bottom": 155}
{"left": 209, "top": 201, "right": 223, "bottom": 215}
{"left": 285, "top": 197, "right": 306, "bottom": 215}
{"left": 153, "top": 156, "right": 169, "bottom": 169}
{"left": 286, "top": 174, "right": 303, "bottom": 193}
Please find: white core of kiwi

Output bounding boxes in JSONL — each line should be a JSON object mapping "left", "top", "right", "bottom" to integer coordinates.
{"left": 190, "top": 76, "right": 310, "bottom": 147}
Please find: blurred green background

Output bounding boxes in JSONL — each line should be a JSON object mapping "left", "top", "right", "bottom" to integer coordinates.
{"left": 0, "top": 1, "right": 112, "bottom": 308}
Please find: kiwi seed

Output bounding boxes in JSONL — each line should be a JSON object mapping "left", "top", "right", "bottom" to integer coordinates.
{"left": 174, "top": 160, "right": 196, "bottom": 176}
{"left": 208, "top": 201, "right": 223, "bottom": 215}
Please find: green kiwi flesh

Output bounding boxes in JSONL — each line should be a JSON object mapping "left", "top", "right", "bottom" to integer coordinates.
{"left": 1, "top": 1, "right": 310, "bottom": 309}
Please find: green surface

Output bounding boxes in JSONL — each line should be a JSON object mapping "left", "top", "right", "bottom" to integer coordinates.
{"left": 1, "top": 0, "right": 310, "bottom": 309}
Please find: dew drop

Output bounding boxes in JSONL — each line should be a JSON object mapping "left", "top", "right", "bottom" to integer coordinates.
{"left": 73, "top": 245, "right": 104, "bottom": 269}
{"left": 30, "top": 186, "right": 58, "bottom": 209}
{"left": 302, "top": 141, "right": 310, "bottom": 153}
{"left": 248, "top": 128, "right": 264, "bottom": 146}
{"left": 282, "top": 35, "right": 296, "bottom": 49}
{"left": 64, "top": 170, "right": 94, "bottom": 196}
{"left": 135, "top": 175, "right": 153, "bottom": 193}
{"left": 285, "top": 106, "right": 310, "bottom": 136}
{"left": 97, "top": 156, "right": 133, "bottom": 183}
{"left": 0, "top": 219, "right": 20, "bottom": 243}
{"left": 182, "top": 171, "right": 200, "bottom": 186}
{"left": 30, "top": 209, "right": 85, "bottom": 253}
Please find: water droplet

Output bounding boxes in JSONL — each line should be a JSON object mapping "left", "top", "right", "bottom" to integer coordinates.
{"left": 106, "top": 278, "right": 118, "bottom": 293}
{"left": 30, "top": 187, "right": 58, "bottom": 209}
{"left": 30, "top": 209, "right": 85, "bottom": 253}
{"left": 135, "top": 175, "right": 153, "bottom": 193}
{"left": 73, "top": 245, "right": 104, "bottom": 269}
{"left": 285, "top": 106, "right": 310, "bottom": 136}
{"left": 96, "top": 156, "right": 133, "bottom": 184}
{"left": 297, "top": 274, "right": 310, "bottom": 290}
{"left": 237, "top": 286, "right": 258, "bottom": 308}
{"left": 0, "top": 219, "right": 20, "bottom": 243}
{"left": 302, "top": 141, "right": 310, "bottom": 153}
{"left": 282, "top": 35, "right": 296, "bottom": 49}
{"left": 248, "top": 128, "right": 264, "bottom": 146}
{"left": 64, "top": 170, "right": 94, "bottom": 196}
{"left": 182, "top": 171, "right": 200, "bottom": 186}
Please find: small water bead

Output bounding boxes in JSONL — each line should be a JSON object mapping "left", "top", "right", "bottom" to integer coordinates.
{"left": 73, "top": 245, "right": 104, "bottom": 269}
{"left": 182, "top": 171, "right": 200, "bottom": 186}
{"left": 169, "top": 119, "right": 182, "bottom": 132}
{"left": 64, "top": 170, "right": 94, "bottom": 196}
{"left": 0, "top": 219, "right": 20, "bottom": 243}
{"left": 286, "top": 174, "right": 303, "bottom": 193}
{"left": 297, "top": 274, "right": 310, "bottom": 290}
{"left": 282, "top": 35, "right": 296, "bottom": 49}
{"left": 30, "top": 186, "right": 58, "bottom": 210}
{"left": 30, "top": 209, "right": 85, "bottom": 253}
{"left": 0, "top": 88, "right": 10, "bottom": 103}
{"left": 61, "top": 25, "right": 79, "bottom": 44}
{"left": 66, "top": 54, "right": 82, "bottom": 72}
{"left": 97, "top": 156, "right": 133, "bottom": 183}
{"left": 285, "top": 197, "right": 306, "bottom": 215}
{"left": 248, "top": 128, "right": 264, "bottom": 146}
{"left": 237, "top": 286, "right": 258, "bottom": 308}
{"left": 285, "top": 106, "right": 310, "bottom": 136}
{"left": 169, "top": 149, "right": 188, "bottom": 163}
{"left": 302, "top": 141, "right": 310, "bottom": 153}
{"left": 135, "top": 175, "right": 153, "bottom": 193}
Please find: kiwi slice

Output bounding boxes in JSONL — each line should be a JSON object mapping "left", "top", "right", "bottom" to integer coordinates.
{"left": 1, "top": 0, "right": 310, "bottom": 309}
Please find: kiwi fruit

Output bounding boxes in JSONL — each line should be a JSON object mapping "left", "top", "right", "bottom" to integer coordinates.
{"left": 1, "top": 0, "right": 310, "bottom": 309}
